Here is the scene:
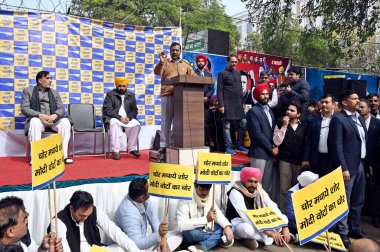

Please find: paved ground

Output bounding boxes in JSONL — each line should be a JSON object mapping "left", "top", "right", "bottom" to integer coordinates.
{"left": 211, "top": 216, "right": 379, "bottom": 251}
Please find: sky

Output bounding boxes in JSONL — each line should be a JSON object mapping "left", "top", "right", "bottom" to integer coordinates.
{"left": 222, "top": 0, "right": 247, "bottom": 16}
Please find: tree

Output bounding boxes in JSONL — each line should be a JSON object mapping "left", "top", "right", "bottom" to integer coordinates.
{"left": 243, "top": 16, "right": 341, "bottom": 67}
{"left": 241, "top": 0, "right": 380, "bottom": 59}
{"left": 69, "top": 0, "right": 240, "bottom": 50}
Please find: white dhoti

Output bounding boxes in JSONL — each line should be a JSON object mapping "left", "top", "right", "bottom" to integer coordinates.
{"left": 28, "top": 117, "right": 71, "bottom": 158}
{"left": 109, "top": 118, "right": 141, "bottom": 153}
{"left": 232, "top": 218, "right": 282, "bottom": 246}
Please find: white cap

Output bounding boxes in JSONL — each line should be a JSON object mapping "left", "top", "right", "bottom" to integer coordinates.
{"left": 297, "top": 171, "right": 319, "bottom": 187}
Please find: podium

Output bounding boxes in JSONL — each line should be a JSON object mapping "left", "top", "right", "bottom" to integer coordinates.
{"left": 162, "top": 75, "right": 215, "bottom": 149}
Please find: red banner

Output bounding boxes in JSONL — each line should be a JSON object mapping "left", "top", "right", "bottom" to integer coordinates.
{"left": 236, "top": 51, "right": 291, "bottom": 90}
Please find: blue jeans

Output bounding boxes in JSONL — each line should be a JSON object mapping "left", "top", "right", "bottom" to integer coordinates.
{"left": 223, "top": 118, "right": 246, "bottom": 149}
{"left": 336, "top": 161, "right": 366, "bottom": 235}
{"left": 182, "top": 224, "right": 223, "bottom": 251}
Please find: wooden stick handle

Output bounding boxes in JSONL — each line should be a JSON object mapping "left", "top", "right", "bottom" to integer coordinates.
{"left": 325, "top": 231, "right": 332, "bottom": 252}
{"left": 280, "top": 236, "right": 294, "bottom": 252}
{"left": 53, "top": 181, "right": 59, "bottom": 235}
{"left": 162, "top": 198, "right": 169, "bottom": 252}
{"left": 48, "top": 184, "right": 53, "bottom": 233}
{"left": 211, "top": 185, "right": 216, "bottom": 230}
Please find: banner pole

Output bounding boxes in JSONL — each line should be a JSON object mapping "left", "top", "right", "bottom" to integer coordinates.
{"left": 47, "top": 184, "right": 53, "bottom": 232}
{"left": 211, "top": 185, "right": 216, "bottom": 230}
{"left": 325, "top": 231, "right": 332, "bottom": 252}
{"left": 280, "top": 236, "right": 294, "bottom": 252}
{"left": 53, "top": 181, "right": 59, "bottom": 235}
{"left": 324, "top": 244, "right": 330, "bottom": 252}
{"left": 161, "top": 198, "right": 169, "bottom": 252}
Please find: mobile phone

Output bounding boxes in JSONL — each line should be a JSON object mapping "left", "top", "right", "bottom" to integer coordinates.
{"left": 221, "top": 235, "right": 227, "bottom": 243}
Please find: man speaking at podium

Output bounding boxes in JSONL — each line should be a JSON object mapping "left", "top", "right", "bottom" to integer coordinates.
{"left": 154, "top": 42, "right": 195, "bottom": 154}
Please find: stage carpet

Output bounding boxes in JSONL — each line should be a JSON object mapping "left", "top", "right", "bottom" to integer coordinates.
{"left": 0, "top": 150, "right": 250, "bottom": 190}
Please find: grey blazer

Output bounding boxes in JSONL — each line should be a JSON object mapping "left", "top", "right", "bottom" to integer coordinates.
{"left": 21, "top": 86, "right": 65, "bottom": 133}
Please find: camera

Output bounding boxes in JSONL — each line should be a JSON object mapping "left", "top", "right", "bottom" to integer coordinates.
{"left": 279, "top": 83, "right": 289, "bottom": 89}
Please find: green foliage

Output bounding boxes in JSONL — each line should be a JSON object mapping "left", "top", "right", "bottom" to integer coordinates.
{"left": 69, "top": 0, "right": 239, "bottom": 50}
{"left": 243, "top": 16, "right": 341, "bottom": 67}
{"left": 241, "top": 0, "right": 380, "bottom": 61}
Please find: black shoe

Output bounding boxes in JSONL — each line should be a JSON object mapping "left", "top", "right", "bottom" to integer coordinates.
{"left": 349, "top": 230, "right": 366, "bottom": 239}
{"left": 111, "top": 152, "right": 121, "bottom": 160}
{"left": 130, "top": 150, "right": 141, "bottom": 158}
{"left": 340, "top": 234, "right": 351, "bottom": 248}
{"left": 157, "top": 147, "right": 166, "bottom": 154}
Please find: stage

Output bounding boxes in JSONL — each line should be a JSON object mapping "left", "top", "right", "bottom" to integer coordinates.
{"left": 0, "top": 150, "right": 250, "bottom": 192}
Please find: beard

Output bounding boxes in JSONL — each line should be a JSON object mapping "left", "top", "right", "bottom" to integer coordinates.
{"left": 116, "top": 88, "right": 126, "bottom": 95}
{"left": 258, "top": 99, "right": 268, "bottom": 105}
{"left": 197, "top": 64, "right": 205, "bottom": 70}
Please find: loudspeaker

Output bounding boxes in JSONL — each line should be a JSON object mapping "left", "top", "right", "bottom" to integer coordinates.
{"left": 324, "top": 78, "right": 367, "bottom": 98}
{"left": 347, "top": 80, "right": 367, "bottom": 98}
{"left": 324, "top": 78, "right": 347, "bottom": 98}
{"left": 207, "top": 29, "right": 229, "bottom": 56}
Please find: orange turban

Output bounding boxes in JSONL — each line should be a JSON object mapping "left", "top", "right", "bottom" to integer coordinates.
{"left": 115, "top": 77, "right": 129, "bottom": 87}
{"left": 253, "top": 83, "right": 270, "bottom": 101}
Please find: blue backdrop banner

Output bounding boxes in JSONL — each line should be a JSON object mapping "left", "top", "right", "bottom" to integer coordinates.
{"left": 0, "top": 10, "right": 181, "bottom": 130}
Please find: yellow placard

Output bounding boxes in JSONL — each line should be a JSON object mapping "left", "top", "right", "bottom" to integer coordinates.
{"left": 311, "top": 232, "right": 347, "bottom": 251}
{"left": 292, "top": 167, "right": 348, "bottom": 245}
{"left": 148, "top": 163, "right": 194, "bottom": 200}
{"left": 31, "top": 133, "right": 65, "bottom": 190}
{"left": 246, "top": 207, "right": 287, "bottom": 232}
{"left": 89, "top": 245, "right": 111, "bottom": 252}
{"left": 196, "top": 153, "right": 231, "bottom": 184}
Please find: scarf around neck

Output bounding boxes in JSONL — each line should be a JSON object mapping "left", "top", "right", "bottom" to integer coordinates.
{"left": 233, "top": 181, "right": 266, "bottom": 209}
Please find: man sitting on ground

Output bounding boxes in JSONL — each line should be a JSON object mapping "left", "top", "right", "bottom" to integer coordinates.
{"left": 114, "top": 178, "right": 181, "bottom": 251}
{"left": 285, "top": 171, "right": 319, "bottom": 234}
{"left": 51, "top": 190, "right": 143, "bottom": 252}
{"left": 226, "top": 167, "right": 297, "bottom": 250}
{"left": 0, "top": 196, "right": 62, "bottom": 252}
{"left": 177, "top": 183, "right": 234, "bottom": 252}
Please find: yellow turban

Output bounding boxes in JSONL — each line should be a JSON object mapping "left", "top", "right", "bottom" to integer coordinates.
{"left": 115, "top": 77, "right": 129, "bottom": 87}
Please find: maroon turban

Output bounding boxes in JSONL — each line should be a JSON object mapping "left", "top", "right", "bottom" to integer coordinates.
{"left": 240, "top": 167, "right": 263, "bottom": 182}
{"left": 195, "top": 54, "right": 208, "bottom": 64}
{"left": 253, "top": 83, "right": 270, "bottom": 101}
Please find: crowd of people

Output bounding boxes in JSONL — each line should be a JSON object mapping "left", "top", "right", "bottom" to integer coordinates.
{"left": 3, "top": 41, "right": 379, "bottom": 251}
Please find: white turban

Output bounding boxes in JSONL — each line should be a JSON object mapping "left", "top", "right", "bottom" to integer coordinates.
{"left": 297, "top": 171, "right": 319, "bottom": 187}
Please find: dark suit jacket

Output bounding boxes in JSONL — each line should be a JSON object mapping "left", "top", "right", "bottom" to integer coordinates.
{"left": 367, "top": 116, "right": 380, "bottom": 168}
{"left": 303, "top": 113, "right": 335, "bottom": 169}
{"left": 328, "top": 111, "right": 367, "bottom": 176}
{"left": 194, "top": 68, "right": 214, "bottom": 98}
{"left": 246, "top": 103, "right": 275, "bottom": 159}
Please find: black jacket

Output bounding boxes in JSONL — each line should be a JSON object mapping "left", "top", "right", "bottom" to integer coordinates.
{"left": 217, "top": 68, "right": 245, "bottom": 120}
{"left": 102, "top": 89, "right": 138, "bottom": 121}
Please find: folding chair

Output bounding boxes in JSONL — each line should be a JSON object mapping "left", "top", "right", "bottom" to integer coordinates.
{"left": 68, "top": 104, "right": 106, "bottom": 159}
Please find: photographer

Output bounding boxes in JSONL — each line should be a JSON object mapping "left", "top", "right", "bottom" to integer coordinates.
{"left": 251, "top": 71, "right": 278, "bottom": 108}
{"left": 279, "top": 66, "right": 310, "bottom": 115}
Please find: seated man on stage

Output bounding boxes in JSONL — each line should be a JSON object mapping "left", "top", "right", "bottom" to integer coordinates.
{"left": 114, "top": 178, "right": 181, "bottom": 251}
{"left": 226, "top": 167, "right": 297, "bottom": 250}
{"left": 0, "top": 196, "right": 62, "bottom": 252}
{"left": 177, "top": 183, "right": 234, "bottom": 252}
{"left": 50, "top": 190, "right": 142, "bottom": 252}
{"left": 21, "top": 71, "right": 73, "bottom": 164}
{"left": 102, "top": 77, "right": 141, "bottom": 160}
